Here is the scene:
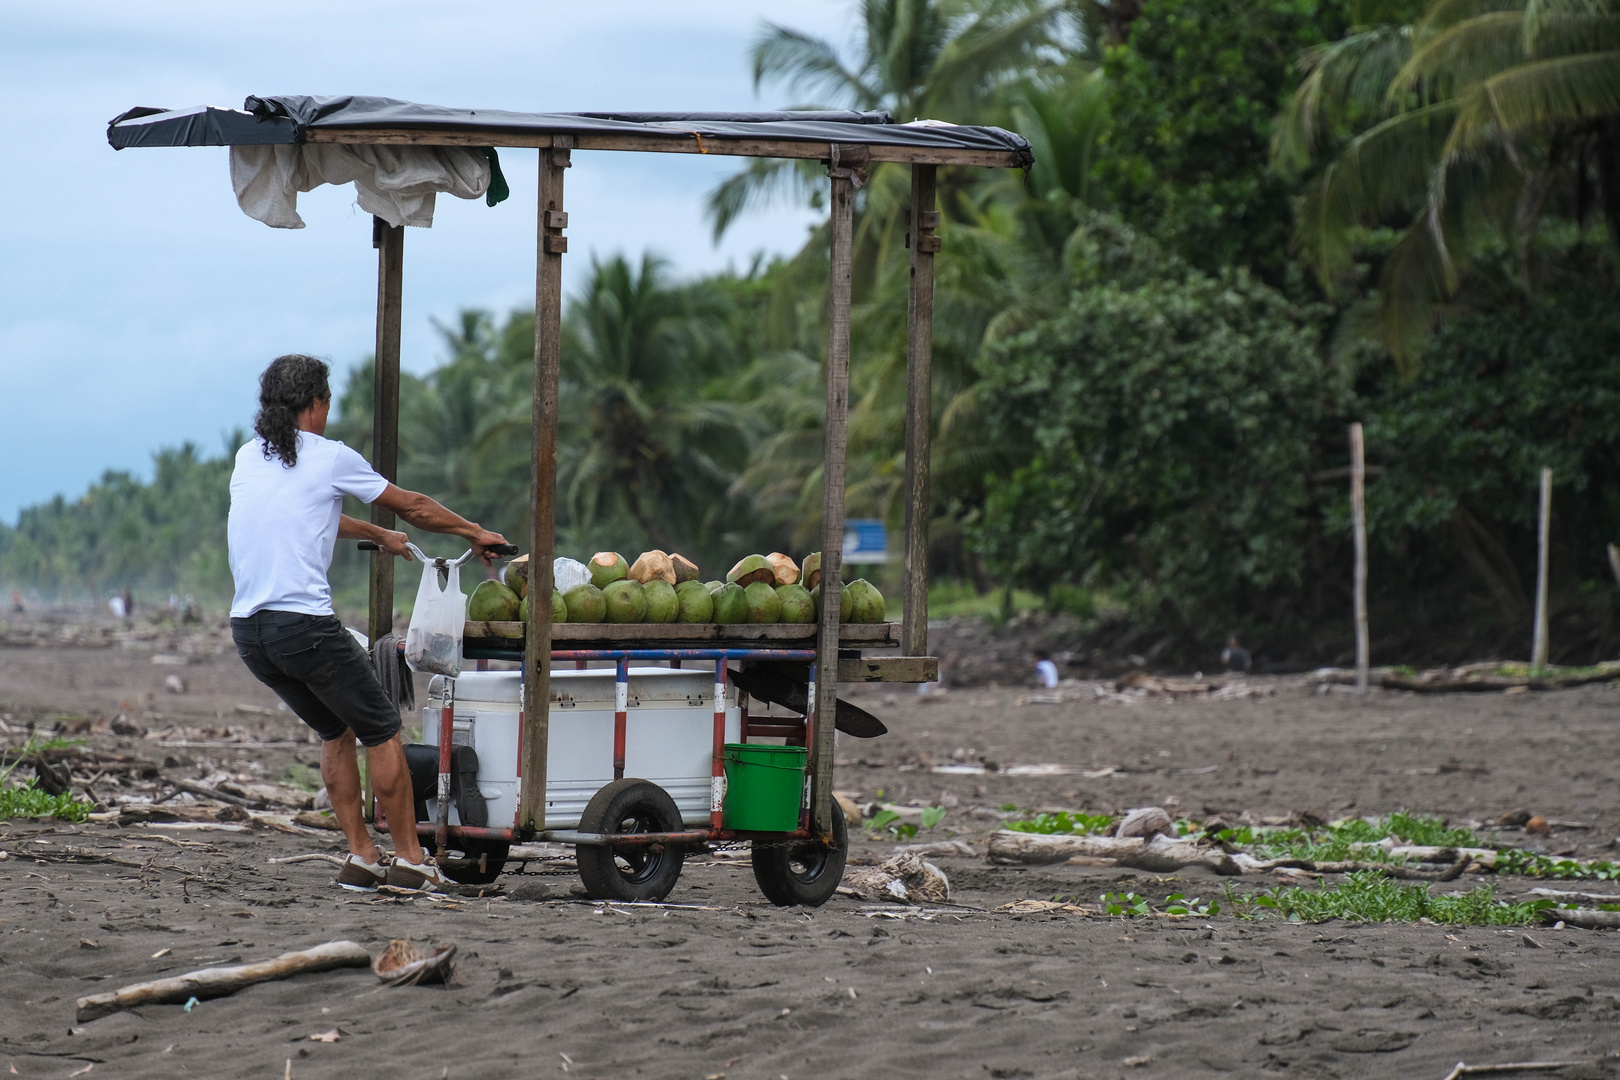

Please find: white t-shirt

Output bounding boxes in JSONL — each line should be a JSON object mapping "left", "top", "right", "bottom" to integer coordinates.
{"left": 1035, "top": 659, "right": 1060, "bottom": 688}
{"left": 228, "top": 432, "right": 389, "bottom": 618}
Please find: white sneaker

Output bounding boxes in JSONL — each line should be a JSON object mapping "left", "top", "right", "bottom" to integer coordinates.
{"left": 337, "top": 853, "right": 390, "bottom": 892}
{"left": 385, "top": 855, "right": 447, "bottom": 891}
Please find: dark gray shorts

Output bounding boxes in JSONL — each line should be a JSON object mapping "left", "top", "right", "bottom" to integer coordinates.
{"left": 230, "top": 610, "right": 402, "bottom": 747}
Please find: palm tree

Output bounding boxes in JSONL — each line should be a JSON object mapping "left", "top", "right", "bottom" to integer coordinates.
{"left": 557, "top": 254, "right": 757, "bottom": 562}
{"left": 706, "top": 0, "right": 1073, "bottom": 246}
{"left": 1273, "top": 0, "right": 1620, "bottom": 366}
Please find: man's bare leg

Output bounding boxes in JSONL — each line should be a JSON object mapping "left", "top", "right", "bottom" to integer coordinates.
{"left": 366, "top": 735, "right": 426, "bottom": 866}
{"left": 321, "top": 735, "right": 382, "bottom": 864}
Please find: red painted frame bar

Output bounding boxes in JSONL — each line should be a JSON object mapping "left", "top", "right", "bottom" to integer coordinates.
{"left": 612, "top": 656, "right": 629, "bottom": 781}
{"left": 435, "top": 680, "right": 454, "bottom": 855}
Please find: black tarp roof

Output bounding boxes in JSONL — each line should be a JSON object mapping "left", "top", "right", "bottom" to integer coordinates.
{"left": 107, "top": 95, "right": 1032, "bottom": 167}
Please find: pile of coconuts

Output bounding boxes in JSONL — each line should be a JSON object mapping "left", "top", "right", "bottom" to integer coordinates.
{"left": 465, "top": 549, "right": 887, "bottom": 626}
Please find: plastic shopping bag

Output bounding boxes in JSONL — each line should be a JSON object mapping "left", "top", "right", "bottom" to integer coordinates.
{"left": 404, "top": 558, "right": 466, "bottom": 676}
{"left": 553, "top": 557, "right": 590, "bottom": 593}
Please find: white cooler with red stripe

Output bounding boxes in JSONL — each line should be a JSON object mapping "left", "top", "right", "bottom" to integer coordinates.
{"left": 423, "top": 668, "right": 741, "bottom": 830}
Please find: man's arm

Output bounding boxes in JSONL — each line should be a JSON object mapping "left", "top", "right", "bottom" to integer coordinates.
{"left": 372, "top": 485, "right": 509, "bottom": 564}
{"left": 337, "top": 515, "right": 414, "bottom": 561}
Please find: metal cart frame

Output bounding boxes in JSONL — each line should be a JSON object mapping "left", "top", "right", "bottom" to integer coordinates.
{"left": 108, "top": 98, "right": 1030, "bottom": 894}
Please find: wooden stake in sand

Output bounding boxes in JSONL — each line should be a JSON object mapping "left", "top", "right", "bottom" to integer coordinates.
{"left": 75, "top": 940, "right": 371, "bottom": 1022}
{"left": 1531, "top": 466, "right": 1552, "bottom": 669}
{"left": 1350, "top": 422, "right": 1369, "bottom": 694}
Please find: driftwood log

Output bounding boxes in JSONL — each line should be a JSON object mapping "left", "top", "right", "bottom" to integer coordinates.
{"left": 986, "top": 831, "right": 1240, "bottom": 876}
{"left": 1541, "top": 908, "right": 1620, "bottom": 930}
{"left": 1315, "top": 662, "right": 1620, "bottom": 693}
{"left": 76, "top": 940, "right": 372, "bottom": 1021}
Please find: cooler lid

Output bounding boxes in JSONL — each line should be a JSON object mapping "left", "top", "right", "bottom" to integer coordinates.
{"left": 443, "top": 667, "right": 732, "bottom": 707}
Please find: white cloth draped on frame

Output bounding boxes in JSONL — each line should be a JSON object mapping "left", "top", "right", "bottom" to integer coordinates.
{"left": 229, "top": 143, "right": 491, "bottom": 229}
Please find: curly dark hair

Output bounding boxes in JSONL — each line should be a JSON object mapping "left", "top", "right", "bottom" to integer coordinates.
{"left": 254, "top": 354, "right": 331, "bottom": 467}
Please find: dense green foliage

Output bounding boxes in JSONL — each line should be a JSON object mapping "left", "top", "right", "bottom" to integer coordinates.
{"left": 971, "top": 220, "right": 1347, "bottom": 634}
{"left": 1273, "top": 0, "right": 1620, "bottom": 363}
{"left": 3, "top": 0, "right": 1617, "bottom": 666}
{"left": 1096, "top": 0, "right": 1353, "bottom": 284}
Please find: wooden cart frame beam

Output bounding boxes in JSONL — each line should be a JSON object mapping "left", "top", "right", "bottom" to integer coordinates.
{"left": 901, "top": 165, "right": 938, "bottom": 660}
{"left": 366, "top": 219, "right": 404, "bottom": 647}
{"left": 303, "top": 127, "right": 1025, "bottom": 169}
{"left": 517, "top": 147, "right": 570, "bottom": 833}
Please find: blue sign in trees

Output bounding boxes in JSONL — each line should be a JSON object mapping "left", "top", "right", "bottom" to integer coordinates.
{"left": 842, "top": 519, "right": 888, "bottom": 564}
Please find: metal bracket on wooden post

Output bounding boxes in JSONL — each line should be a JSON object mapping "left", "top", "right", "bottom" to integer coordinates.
{"left": 901, "top": 165, "right": 938, "bottom": 663}
{"left": 519, "top": 147, "right": 569, "bottom": 836}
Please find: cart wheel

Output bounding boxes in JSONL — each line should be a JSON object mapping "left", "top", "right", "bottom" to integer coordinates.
{"left": 576, "top": 778, "right": 686, "bottom": 903}
{"left": 422, "top": 837, "right": 509, "bottom": 886}
{"left": 752, "top": 799, "right": 847, "bottom": 907}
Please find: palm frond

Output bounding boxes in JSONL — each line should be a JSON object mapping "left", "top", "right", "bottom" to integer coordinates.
{"left": 1295, "top": 102, "right": 1461, "bottom": 289}
{"left": 751, "top": 23, "right": 875, "bottom": 106}
{"left": 1418, "top": 0, "right": 1528, "bottom": 35}
{"left": 704, "top": 157, "right": 825, "bottom": 241}
{"left": 1274, "top": 27, "right": 1414, "bottom": 174}
{"left": 921, "top": 0, "right": 1065, "bottom": 118}
{"left": 1388, "top": 11, "right": 1528, "bottom": 102}
{"left": 1523, "top": 0, "right": 1618, "bottom": 51}
{"left": 1445, "top": 50, "right": 1620, "bottom": 153}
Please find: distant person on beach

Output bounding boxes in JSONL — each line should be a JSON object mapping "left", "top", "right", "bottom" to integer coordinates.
{"left": 227, "top": 354, "right": 508, "bottom": 893}
{"left": 1221, "top": 634, "right": 1252, "bottom": 674}
{"left": 1033, "top": 650, "right": 1060, "bottom": 689}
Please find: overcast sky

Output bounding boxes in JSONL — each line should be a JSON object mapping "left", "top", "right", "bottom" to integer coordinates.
{"left": 0, "top": 2, "right": 854, "bottom": 524}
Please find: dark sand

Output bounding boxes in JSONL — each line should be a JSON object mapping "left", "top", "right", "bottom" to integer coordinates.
{"left": 4, "top": 629, "right": 1620, "bottom": 1079}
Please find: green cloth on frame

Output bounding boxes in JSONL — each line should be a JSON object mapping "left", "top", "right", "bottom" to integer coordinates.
{"left": 481, "top": 147, "right": 510, "bottom": 207}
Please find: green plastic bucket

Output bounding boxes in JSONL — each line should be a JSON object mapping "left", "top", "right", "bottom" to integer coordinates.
{"left": 721, "top": 743, "right": 807, "bottom": 832}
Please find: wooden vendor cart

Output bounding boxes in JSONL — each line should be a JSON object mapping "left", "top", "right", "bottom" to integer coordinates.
{"left": 108, "top": 96, "right": 1031, "bottom": 905}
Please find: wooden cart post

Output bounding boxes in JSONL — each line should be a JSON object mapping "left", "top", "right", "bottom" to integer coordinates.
{"left": 519, "top": 144, "right": 571, "bottom": 834}
{"left": 901, "top": 165, "right": 938, "bottom": 661}
{"left": 367, "top": 218, "right": 404, "bottom": 646}
{"left": 812, "top": 167, "right": 855, "bottom": 838}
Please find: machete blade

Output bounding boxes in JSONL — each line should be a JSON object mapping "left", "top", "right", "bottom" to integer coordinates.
{"left": 728, "top": 666, "right": 889, "bottom": 738}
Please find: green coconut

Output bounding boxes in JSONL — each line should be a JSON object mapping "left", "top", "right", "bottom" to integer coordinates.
{"left": 563, "top": 583, "right": 607, "bottom": 623}
{"left": 518, "top": 594, "right": 529, "bottom": 623}
{"left": 810, "top": 582, "right": 854, "bottom": 622}
{"left": 503, "top": 554, "right": 530, "bottom": 599}
{"left": 727, "top": 554, "right": 776, "bottom": 588}
{"left": 643, "top": 579, "right": 679, "bottom": 623}
{"left": 775, "top": 583, "right": 815, "bottom": 624}
{"left": 589, "top": 551, "right": 629, "bottom": 589}
{"left": 468, "top": 580, "right": 520, "bottom": 622}
{"left": 675, "top": 579, "right": 714, "bottom": 623}
{"left": 801, "top": 552, "right": 822, "bottom": 590}
{"left": 711, "top": 582, "right": 749, "bottom": 624}
{"left": 844, "top": 578, "right": 886, "bottom": 624}
{"left": 703, "top": 580, "right": 724, "bottom": 594}
{"left": 552, "top": 589, "right": 567, "bottom": 623}
{"left": 744, "top": 581, "right": 782, "bottom": 623}
{"left": 603, "top": 579, "right": 648, "bottom": 623}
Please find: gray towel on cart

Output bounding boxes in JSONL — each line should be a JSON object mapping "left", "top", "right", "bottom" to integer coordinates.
{"left": 372, "top": 632, "right": 416, "bottom": 715}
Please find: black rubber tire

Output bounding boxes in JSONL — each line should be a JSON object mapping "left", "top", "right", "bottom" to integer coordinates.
{"left": 576, "top": 778, "right": 686, "bottom": 902}
{"left": 752, "top": 800, "right": 848, "bottom": 907}
{"left": 421, "top": 836, "right": 509, "bottom": 886}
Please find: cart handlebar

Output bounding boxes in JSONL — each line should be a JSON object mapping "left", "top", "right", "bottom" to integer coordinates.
{"left": 357, "top": 541, "right": 519, "bottom": 562}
